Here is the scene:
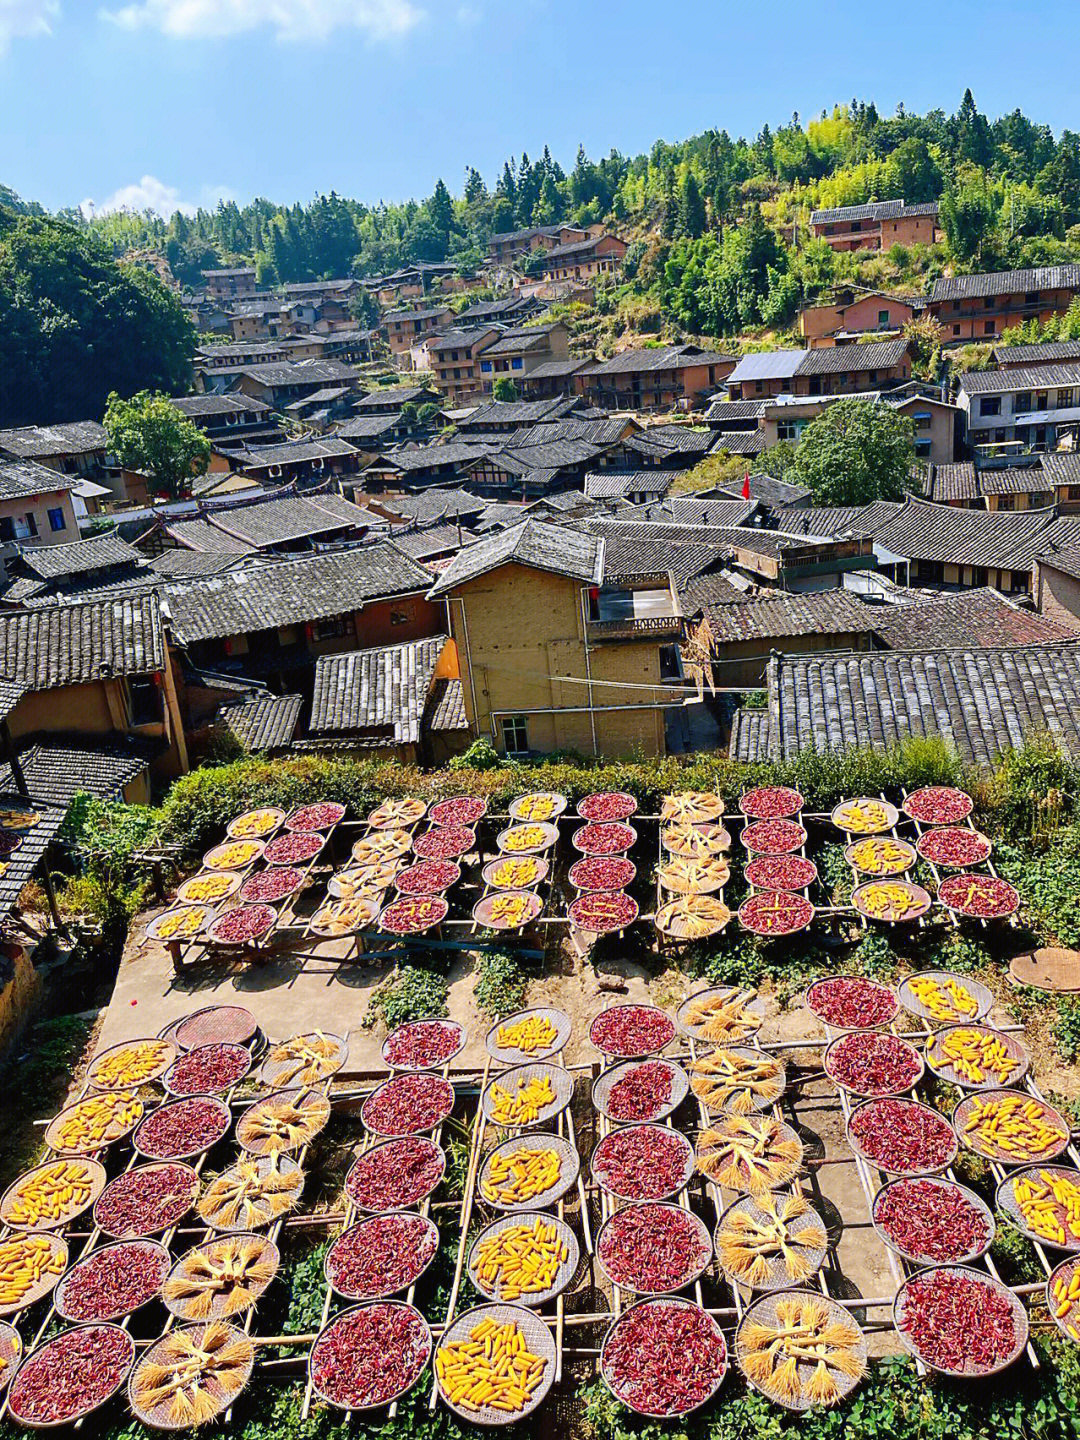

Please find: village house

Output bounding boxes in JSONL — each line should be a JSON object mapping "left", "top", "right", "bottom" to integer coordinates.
{"left": 0, "top": 420, "right": 111, "bottom": 482}
{"left": 162, "top": 543, "right": 440, "bottom": 692}
{"left": 455, "top": 397, "right": 584, "bottom": 435}
{"left": 194, "top": 342, "right": 294, "bottom": 371}
{"left": 1032, "top": 547, "right": 1080, "bottom": 631}
{"left": 159, "top": 486, "right": 371, "bottom": 556}
{"left": 360, "top": 441, "right": 497, "bottom": 493}
{"left": 808, "top": 200, "right": 940, "bottom": 252}
{"left": 0, "top": 594, "right": 188, "bottom": 801}
{"left": 224, "top": 359, "right": 361, "bottom": 408}
{"left": 0, "top": 460, "right": 81, "bottom": 572}
{"left": 928, "top": 265, "right": 1080, "bottom": 344}
{"left": 0, "top": 531, "right": 156, "bottom": 608}
{"left": 201, "top": 267, "right": 259, "bottom": 301}
{"left": 957, "top": 363, "right": 1080, "bottom": 455}
{"left": 227, "top": 300, "right": 305, "bottom": 343}
{"left": 992, "top": 340, "right": 1080, "bottom": 370}
{"left": 538, "top": 233, "right": 628, "bottom": 282}
{"left": 477, "top": 322, "right": 571, "bottom": 393}
{"left": 724, "top": 340, "right": 911, "bottom": 401}
{"left": 428, "top": 327, "right": 502, "bottom": 404}
{"left": 798, "top": 289, "right": 928, "bottom": 347}
{"left": 352, "top": 383, "right": 441, "bottom": 415}
{"left": 216, "top": 437, "right": 362, "bottom": 487}
{"left": 487, "top": 225, "right": 587, "bottom": 267}
{"left": 307, "top": 633, "right": 469, "bottom": 764}
{"left": 921, "top": 454, "right": 1080, "bottom": 511}
{"left": 516, "top": 358, "right": 592, "bottom": 401}
{"left": 382, "top": 305, "right": 455, "bottom": 365}
{"left": 170, "top": 394, "right": 281, "bottom": 448}
{"left": 426, "top": 518, "right": 683, "bottom": 758}
{"left": 455, "top": 294, "right": 542, "bottom": 327}
{"left": 577, "top": 345, "right": 736, "bottom": 412}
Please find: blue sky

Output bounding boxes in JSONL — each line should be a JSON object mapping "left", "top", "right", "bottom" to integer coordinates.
{"left": 1, "top": 0, "right": 1078, "bottom": 217}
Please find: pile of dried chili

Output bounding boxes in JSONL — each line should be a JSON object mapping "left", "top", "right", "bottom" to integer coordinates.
{"left": 849, "top": 1098, "right": 956, "bottom": 1174}
{"left": 362, "top": 1074, "right": 455, "bottom": 1136}
{"left": 8, "top": 1325, "right": 134, "bottom": 1425}
{"left": 592, "top": 1125, "right": 692, "bottom": 1200}
{"left": 167, "top": 1043, "right": 250, "bottom": 1096}
{"left": 598, "top": 1205, "right": 710, "bottom": 1292}
{"left": 346, "top": 1137, "right": 444, "bottom": 1212}
{"left": 383, "top": 1021, "right": 461, "bottom": 1070}
{"left": 898, "top": 1268, "right": 1018, "bottom": 1373}
{"left": 604, "top": 1061, "right": 676, "bottom": 1123}
{"left": 326, "top": 1215, "right": 438, "bottom": 1298}
{"left": 874, "top": 1179, "right": 992, "bottom": 1263}
{"left": 57, "top": 1241, "right": 169, "bottom": 1321}
{"left": 740, "top": 819, "right": 807, "bottom": 855}
{"left": 806, "top": 976, "right": 898, "bottom": 1030}
{"left": 590, "top": 1006, "right": 676, "bottom": 1057}
{"left": 603, "top": 1300, "right": 726, "bottom": 1416}
{"left": 311, "top": 1303, "right": 430, "bottom": 1408}
{"left": 286, "top": 802, "right": 345, "bottom": 832}
{"left": 135, "top": 1097, "right": 230, "bottom": 1160}
{"left": 95, "top": 1163, "right": 198, "bottom": 1238}
{"left": 826, "top": 1032, "right": 922, "bottom": 1097}
{"left": 264, "top": 831, "right": 324, "bottom": 865}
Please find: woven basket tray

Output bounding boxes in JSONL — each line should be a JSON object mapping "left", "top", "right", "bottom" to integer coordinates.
{"left": 162, "top": 1233, "right": 280, "bottom": 1321}
{"left": 481, "top": 855, "right": 549, "bottom": 891}
{"left": 361, "top": 1074, "right": 456, "bottom": 1139}
{"left": 596, "top": 1202, "right": 713, "bottom": 1295}
{"left": 714, "top": 1191, "right": 828, "bottom": 1292}
{"left": 482, "top": 1063, "right": 574, "bottom": 1130}
{"left": 872, "top": 1175, "right": 994, "bottom": 1266}
{"left": 897, "top": 969, "right": 993, "bottom": 1027}
{"left": 8, "top": 1323, "right": 135, "bottom": 1430}
{"left": 822, "top": 1032, "right": 924, "bottom": 1099}
{"left": 94, "top": 1162, "right": 200, "bottom": 1240}
{"left": 496, "top": 822, "right": 558, "bottom": 855}
{"left": 477, "top": 1133, "right": 580, "bottom": 1212}
{"left": 259, "top": 1031, "right": 348, "bottom": 1088}
{"left": 675, "top": 987, "right": 764, "bottom": 1045}
{"left": 472, "top": 890, "right": 544, "bottom": 931}
{"left": 830, "top": 797, "right": 899, "bottom": 835}
{"left": 1048, "top": 1256, "right": 1080, "bottom": 1345}
{"left": 485, "top": 1008, "right": 572, "bottom": 1065}
{"left": 846, "top": 1098, "right": 958, "bottom": 1177}
{"left": 45, "top": 1092, "right": 144, "bottom": 1156}
{"left": 997, "top": 1164, "right": 1080, "bottom": 1250}
{"left": 236, "top": 1088, "right": 331, "bottom": 1157}
{"left": 54, "top": 1238, "right": 170, "bottom": 1324}
{"left": 345, "top": 1136, "right": 446, "bottom": 1214}
{"left": 435, "top": 1302, "right": 556, "bottom": 1427}
{"left": 468, "top": 1212, "right": 580, "bottom": 1307}
{"left": 325, "top": 1213, "right": 440, "bottom": 1300}
{"left": 893, "top": 1265, "right": 1028, "bottom": 1377}
{"left": 0, "top": 1231, "right": 67, "bottom": 1316}
{"left": 87, "top": 1037, "right": 176, "bottom": 1090}
{"left": 380, "top": 1019, "right": 465, "bottom": 1073}
{"left": 128, "top": 1320, "right": 255, "bottom": 1430}
{"left": 133, "top": 1094, "right": 232, "bottom": 1162}
{"left": 176, "top": 1006, "right": 259, "bottom": 1051}
{"left": 592, "top": 1057, "right": 689, "bottom": 1125}
{"left": 0, "top": 1321, "right": 21, "bottom": 1394}
{"left": 591, "top": 1124, "right": 696, "bottom": 1203}
{"left": 925, "top": 1024, "right": 1029, "bottom": 1091}
{"left": 600, "top": 1296, "right": 728, "bottom": 1419}
{"left": 0, "top": 1157, "right": 106, "bottom": 1231}
{"left": 736, "top": 1288, "right": 867, "bottom": 1411}
{"left": 197, "top": 1153, "right": 304, "bottom": 1233}
{"left": 508, "top": 792, "right": 567, "bottom": 822}
{"left": 308, "top": 1300, "right": 432, "bottom": 1413}
{"left": 164, "top": 1043, "right": 253, "bottom": 1097}
{"left": 953, "top": 1088, "right": 1070, "bottom": 1166}
{"left": 687, "top": 1046, "right": 785, "bottom": 1116}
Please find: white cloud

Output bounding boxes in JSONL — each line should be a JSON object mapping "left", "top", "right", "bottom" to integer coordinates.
{"left": 81, "top": 175, "right": 236, "bottom": 219}
{"left": 0, "top": 0, "right": 60, "bottom": 55}
{"left": 100, "top": 0, "right": 422, "bottom": 42}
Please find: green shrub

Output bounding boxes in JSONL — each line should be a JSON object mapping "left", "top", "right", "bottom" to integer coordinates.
{"left": 364, "top": 966, "right": 449, "bottom": 1031}
{"left": 1054, "top": 997, "right": 1080, "bottom": 1062}
{"left": 473, "top": 951, "right": 526, "bottom": 1019}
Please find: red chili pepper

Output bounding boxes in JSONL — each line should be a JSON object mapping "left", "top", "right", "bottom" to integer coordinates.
{"left": 599, "top": 1205, "right": 710, "bottom": 1291}
{"left": 807, "top": 976, "right": 898, "bottom": 1029}
{"left": 738, "top": 889, "right": 813, "bottom": 936}
{"left": 362, "top": 1075, "right": 455, "bottom": 1136}
{"left": 874, "top": 1179, "right": 992, "bottom": 1262}
{"left": 569, "top": 891, "right": 639, "bottom": 933}
{"left": 209, "top": 904, "right": 277, "bottom": 944}
{"left": 8, "top": 1326, "right": 133, "bottom": 1424}
{"left": 604, "top": 1301, "right": 726, "bottom": 1415}
{"left": 394, "top": 860, "right": 460, "bottom": 896}
{"left": 58, "top": 1242, "right": 169, "bottom": 1321}
{"left": 286, "top": 802, "right": 345, "bottom": 832}
{"left": 849, "top": 1098, "right": 955, "bottom": 1174}
{"left": 740, "top": 818, "right": 807, "bottom": 855}
{"left": 429, "top": 796, "right": 486, "bottom": 827}
{"left": 327, "top": 1215, "right": 437, "bottom": 1298}
{"left": 264, "top": 831, "right": 324, "bottom": 865}
{"left": 938, "top": 874, "right": 1020, "bottom": 918}
{"left": 135, "top": 1097, "right": 230, "bottom": 1160}
{"left": 379, "top": 895, "right": 449, "bottom": 935}
{"left": 593, "top": 1125, "right": 691, "bottom": 1200}
{"left": 744, "top": 854, "right": 817, "bottom": 891}
{"left": 916, "top": 828, "right": 991, "bottom": 869}
{"left": 899, "top": 1269, "right": 1017, "bottom": 1372}
{"left": 96, "top": 1163, "right": 198, "bottom": 1238}
{"left": 168, "top": 1043, "right": 250, "bottom": 1095}
{"left": 346, "top": 1138, "right": 444, "bottom": 1211}
{"left": 573, "top": 822, "right": 637, "bottom": 855}
{"left": 384, "top": 1021, "right": 460, "bottom": 1069}
{"left": 590, "top": 1006, "right": 676, "bottom": 1057}
{"left": 239, "top": 866, "right": 304, "bottom": 904}
{"left": 412, "top": 825, "right": 475, "bottom": 860}
{"left": 578, "top": 792, "right": 638, "bottom": 823}
{"left": 904, "top": 787, "right": 973, "bottom": 826}
{"left": 739, "top": 786, "right": 803, "bottom": 819}
{"left": 827, "top": 1032, "right": 921, "bottom": 1096}
{"left": 311, "top": 1304, "right": 429, "bottom": 1408}
{"left": 568, "top": 856, "right": 636, "bottom": 891}
{"left": 605, "top": 1061, "right": 675, "bottom": 1123}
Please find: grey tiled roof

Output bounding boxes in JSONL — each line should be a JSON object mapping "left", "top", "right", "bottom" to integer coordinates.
{"left": 426, "top": 677, "right": 469, "bottom": 731}
{"left": 171, "top": 393, "right": 270, "bottom": 417}
{"left": 0, "top": 595, "right": 165, "bottom": 688}
{"left": 871, "top": 498, "right": 1076, "bottom": 569}
{"left": 336, "top": 414, "right": 403, "bottom": 442}
{"left": 584, "top": 471, "right": 680, "bottom": 501}
{"left": 932, "top": 266, "right": 1080, "bottom": 302}
{"left": 0, "top": 421, "right": 106, "bottom": 459}
{"left": 147, "top": 550, "right": 251, "bottom": 581}
{"left": 726, "top": 352, "right": 807, "bottom": 384}
{"left": 764, "top": 501, "right": 904, "bottom": 537}
{"left": 583, "top": 345, "right": 734, "bottom": 377}
{"left": 694, "top": 588, "right": 877, "bottom": 643}
{"left": 658, "top": 497, "right": 759, "bottom": 527}
{"left": 728, "top": 706, "right": 772, "bottom": 762}
{"left": 0, "top": 678, "right": 27, "bottom": 721}
{"left": 18, "top": 532, "right": 143, "bottom": 581}
{"left": 1036, "top": 546, "right": 1080, "bottom": 581}
{"left": 625, "top": 426, "right": 714, "bottom": 459}
{"left": 391, "top": 524, "right": 467, "bottom": 561}
{"left": 310, "top": 635, "right": 446, "bottom": 742}
{"left": 0, "top": 794, "right": 66, "bottom": 921}
{"left": 163, "top": 544, "right": 433, "bottom": 643}
{"left": 810, "top": 199, "right": 938, "bottom": 224}
{"left": 458, "top": 398, "right": 579, "bottom": 429}
{"left": 992, "top": 340, "right": 1080, "bottom": 366}
{"left": 519, "top": 358, "right": 590, "bottom": 380}
{"left": 353, "top": 385, "right": 439, "bottom": 410}
{"left": 226, "top": 438, "right": 358, "bottom": 468}
{"left": 923, "top": 463, "right": 979, "bottom": 502}
{"left": 371, "top": 489, "right": 485, "bottom": 524}
{"left": 164, "top": 516, "right": 259, "bottom": 553}
{"left": 374, "top": 442, "right": 496, "bottom": 474}
{"left": 959, "top": 362, "right": 1080, "bottom": 395}
{"left": 427, "top": 518, "right": 602, "bottom": 597}
{"left": 763, "top": 643, "right": 1080, "bottom": 767}
{"left": 796, "top": 339, "right": 910, "bottom": 376}
{"left": 0, "top": 459, "right": 73, "bottom": 501}
{"left": 0, "top": 737, "right": 157, "bottom": 806}
{"left": 710, "top": 429, "right": 766, "bottom": 457}
{"left": 704, "top": 399, "right": 770, "bottom": 422}
{"left": 716, "top": 474, "right": 811, "bottom": 507}
{"left": 871, "top": 587, "right": 1076, "bottom": 650}
{"left": 195, "top": 491, "right": 367, "bottom": 548}
{"left": 218, "top": 693, "right": 302, "bottom": 752}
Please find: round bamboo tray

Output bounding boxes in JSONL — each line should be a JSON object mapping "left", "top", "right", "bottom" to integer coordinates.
{"left": 0, "top": 1232, "right": 67, "bottom": 1315}
{"left": 94, "top": 1162, "right": 200, "bottom": 1240}
{"left": 128, "top": 1320, "right": 254, "bottom": 1430}
{"left": 893, "top": 1265, "right": 1027, "bottom": 1377}
{"left": 822, "top": 1031, "right": 924, "bottom": 1099}
{"left": 508, "top": 792, "right": 566, "bottom": 823}
{"left": 495, "top": 822, "right": 558, "bottom": 855}
{"left": 997, "top": 1164, "right": 1080, "bottom": 1251}
{"left": 481, "top": 855, "right": 549, "bottom": 891}
{"left": 175, "top": 1006, "right": 258, "bottom": 1052}
{"left": 45, "top": 1091, "right": 144, "bottom": 1156}
{"left": 164, "top": 1043, "right": 253, "bottom": 1097}
{"left": 162, "top": 1233, "right": 280, "bottom": 1321}
{"left": 595, "top": 1202, "right": 712, "bottom": 1295}
{"left": 472, "top": 889, "right": 544, "bottom": 931}
{"left": 0, "top": 1322, "right": 21, "bottom": 1393}
{"left": 830, "top": 796, "right": 900, "bottom": 835}
{"left": 897, "top": 969, "right": 993, "bottom": 1028}
{"left": 714, "top": 1190, "right": 829, "bottom": 1291}
{"left": 477, "top": 1132, "right": 580, "bottom": 1212}
{"left": 133, "top": 1094, "right": 232, "bottom": 1162}
{"left": 258, "top": 1031, "right": 348, "bottom": 1089}
{"left": 236, "top": 1088, "right": 331, "bottom": 1157}
{"left": 325, "top": 1214, "right": 439, "bottom": 1300}
{"left": 591, "top": 1057, "right": 688, "bottom": 1125}
{"left": 846, "top": 1098, "right": 958, "bottom": 1177}
{"left": 481, "top": 1062, "right": 574, "bottom": 1129}
{"left": 380, "top": 1018, "right": 465, "bottom": 1073}
{"left": 591, "top": 1124, "right": 695, "bottom": 1203}
{"left": 0, "top": 1157, "right": 106, "bottom": 1231}
{"left": 54, "top": 1239, "right": 170, "bottom": 1323}
{"left": 308, "top": 1301, "right": 431, "bottom": 1413}
{"left": 485, "top": 1008, "right": 572, "bottom": 1065}
{"left": 435, "top": 1302, "right": 556, "bottom": 1427}
{"left": 953, "top": 1089, "right": 1069, "bottom": 1166}
{"left": 925, "top": 1024, "right": 1029, "bottom": 1091}
{"left": 8, "top": 1324, "right": 135, "bottom": 1430}
{"left": 735, "top": 1289, "right": 866, "bottom": 1411}
{"left": 87, "top": 1037, "right": 176, "bottom": 1090}
{"left": 467, "top": 1212, "right": 580, "bottom": 1308}
{"left": 601, "top": 1296, "right": 727, "bottom": 1418}
{"left": 345, "top": 1137, "right": 446, "bottom": 1214}
{"left": 872, "top": 1175, "right": 994, "bottom": 1266}
{"left": 226, "top": 808, "right": 284, "bottom": 840}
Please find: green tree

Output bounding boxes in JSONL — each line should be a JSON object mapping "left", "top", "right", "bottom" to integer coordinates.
{"left": 0, "top": 211, "right": 194, "bottom": 427}
{"left": 676, "top": 172, "right": 706, "bottom": 239}
{"left": 104, "top": 390, "right": 211, "bottom": 498}
{"left": 791, "top": 398, "right": 914, "bottom": 505}
{"left": 940, "top": 162, "right": 998, "bottom": 264}
{"left": 493, "top": 377, "right": 518, "bottom": 402}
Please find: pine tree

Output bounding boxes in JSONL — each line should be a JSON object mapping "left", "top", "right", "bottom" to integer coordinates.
{"left": 677, "top": 173, "right": 706, "bottom": 239}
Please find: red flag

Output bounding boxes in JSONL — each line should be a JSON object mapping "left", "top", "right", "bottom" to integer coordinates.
{"left": 741, "top": 473, "right": 751, "bottom": 500}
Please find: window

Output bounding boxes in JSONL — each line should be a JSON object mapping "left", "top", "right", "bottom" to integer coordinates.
{"left": 915, "top": 439, "right": 931, "bottom": 458}
{"left": 973, "top": 568, "right": 989, "bottom": 587}
{"left": 390, "top": 603, "right": 414, "bottom": 627}
{"left": 129, "top": 677, "right": 161, "bottom": 726}
{"left": 0, "top": 517, "right": 13, "bottom": 542}
{"left": 953, "top": 324, "right": 961, "bottom": 335}
{"left": 1058, "top": 389, "right": 1074, "bottom": 409}
{"left": 511, "top": 358, "right": 523, "bottom": 370}
{"left": 16, "top": 513, "right": 37, "bottom": 539}
{"left": 984, "top": 296, "right": 995, "bottom": 308}
{"left": 878, "top": 309, "right": 890, "bottom": 328}
{"left": 47, "top": 507, "right": 66, "bottom": 532}
{"left": 912, "top": 410, "right": 932, "bottom": 429}
{"left": 1025, "top": 291, "right": 1040, "bottom": 304}
{"left": 979, "top": 396, "right": 1001, "bottom": 417}
{"left": 1015, "top": 393, "right": 1032, "bottom": 413}
{"left": 502, "top": 715, "right": 529, "bottom": 756}
{"left": 480, "top": 361, "right": 492, "bottom": 373}
{"left": 315, "top": 615, "right": 350, "bottom": 640}
{"left": 776, "top": 420, "right": 799, "bottom": 442}
{"left": 984, "top": 321, "right": 996, "bottom": 335}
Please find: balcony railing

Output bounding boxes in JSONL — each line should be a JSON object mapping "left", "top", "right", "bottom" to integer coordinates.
{"left": 587, "top": 615, "right": 684, "bottom": 641}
